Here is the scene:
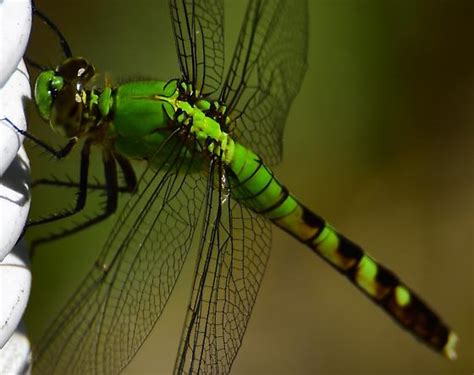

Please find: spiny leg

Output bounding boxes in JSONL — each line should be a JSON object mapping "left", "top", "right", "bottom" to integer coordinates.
{"left": 3, "top": 117, "right": 78, "bottom": 159}
{"left": 31, "top": 178, "right": 132, "bottom": 193}
{"left": 32, "top": 153, "right": 137, "bottom": 194}
{"left": 11, "top": 114, "right": 135, "bottom": 226}
{"left": 28, "top": 139, "right": 92, "bottom": 226}
{"left": 26, "top": 146, "right": 136, "bottom": 248}
{"left": 30, "top": 0, "right": 72, "bottom": 58}
{"left": 26, "top": 0, "right": 72, "bottom": 71}
{"left": 114, "top": 151, "right": 138, "bottom": 193}
{"left": 30, "top": 149, "right": 127, "bottom": 254}
{"left": 4, "top": 117, "right": 82, "bottom": 226}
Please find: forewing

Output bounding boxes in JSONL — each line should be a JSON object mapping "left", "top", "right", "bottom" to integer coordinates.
{"left": 220, "top": 0, "right": 309, "bottom": 165}
{"left": 33, "top": 135, "right": 207, "bottom": 375}
{"left": 169, "top": 0, "right": 225, "bottom": 95}
{"left": 174, "top": 161, "right": 272, "bottom": 374}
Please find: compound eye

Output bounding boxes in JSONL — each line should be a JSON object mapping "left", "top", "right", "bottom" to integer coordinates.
{"left": 34, "top": 70, "right": 56, "bottom": 121}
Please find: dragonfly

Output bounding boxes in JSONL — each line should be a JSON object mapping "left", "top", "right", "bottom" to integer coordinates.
{"left": 19, "top": 0, "right": 458, "bottom": 373}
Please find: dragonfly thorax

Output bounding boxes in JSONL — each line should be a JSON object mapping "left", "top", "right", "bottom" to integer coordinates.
{"left": 110, "top": 79, "right": 235, "bottom": 164}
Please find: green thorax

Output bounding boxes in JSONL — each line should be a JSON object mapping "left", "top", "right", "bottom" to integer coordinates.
{"left": 110, "top": 80, "right": 179, "bottom": 160}
{"left": 109, "top": 80, "right": 235, "bottom": 165}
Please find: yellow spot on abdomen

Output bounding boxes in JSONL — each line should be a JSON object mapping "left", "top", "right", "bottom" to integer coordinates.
{"left": 356, "top": 255, "right": 378, "bottom": 296}
{"left": 314, "top": 226, "right": 340, "bottom": 263}
{"left": 395, "top": 286, "right": 411, "bottom": 307}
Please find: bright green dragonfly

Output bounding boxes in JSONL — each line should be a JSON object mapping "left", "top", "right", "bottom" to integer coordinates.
{"left": 25, "top": 0, "right": 457, "bottom": 373}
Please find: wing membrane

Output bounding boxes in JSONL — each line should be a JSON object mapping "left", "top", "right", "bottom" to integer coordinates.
{"left": 221, "top": 0, "right": 309, "bottom": 165}
{"left": 174, "top": 160, "right": 272, "bottom": 374}
{"left": 169, "top": 0, "right": 225, "bottom": 95}
{"left": 33, "top": 134, "right": 207, "bottom": 375}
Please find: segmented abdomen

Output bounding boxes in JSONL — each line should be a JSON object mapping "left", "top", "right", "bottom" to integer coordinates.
{"left": 228, "top": 141, "right": 457, "bottom": 359}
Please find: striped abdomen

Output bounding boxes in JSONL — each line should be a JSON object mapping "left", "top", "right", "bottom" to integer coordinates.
{"left": 228, "top": 141, "right": 458, "bottom": 359}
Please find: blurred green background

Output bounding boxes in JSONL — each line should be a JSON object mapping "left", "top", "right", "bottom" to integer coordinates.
{"left": 24, "top": 0, "right": 473, "bottom": 374}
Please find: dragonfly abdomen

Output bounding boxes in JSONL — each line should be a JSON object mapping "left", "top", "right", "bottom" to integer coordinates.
{"left": 307, "top": 226, "right": 458, "bottom": 359}
{"left": 228, "top": 140, "right": 458, "bottom": 360}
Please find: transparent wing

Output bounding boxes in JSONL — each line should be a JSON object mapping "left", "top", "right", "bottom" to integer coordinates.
{"left": 220, "top": 0, "right": 309, "bottom": 165}
{"left": 174, "top": 160, "right": 272, "bottom": 374}
{"left": 169, "top": 0, "right": 225, "bottom": 96}
{"left": 33, "top": 134, "right": 207, "bottom": 375}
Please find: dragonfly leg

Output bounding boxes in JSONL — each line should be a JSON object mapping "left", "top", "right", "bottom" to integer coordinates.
{"left": 30, "top": 0, "right": 72, "bottom": 58}
{"left": 29, "top": 148, "right": 127, "bottom": 256}
{"left": 3, "top": 117, "right": 78, "bottom": 159}
{"left": 28, "top": 140, "right": 92, "bottom": 227}
{"left": 31, "top": 153, "right": 136, "bottom": 193}
{"left": 25, "top": 1, "right": 72, "bottom": 71}
{"left": 32, "top": 153, "right": 136, "bottom": 193}
{"left": 114, "top": 151, "right": 138, "bottom": 193}
{"left": 31, "top": 177, "right": 132, "bottom": 193}
{"left": 29, "top": 149, "right": 137, "bottom": 224}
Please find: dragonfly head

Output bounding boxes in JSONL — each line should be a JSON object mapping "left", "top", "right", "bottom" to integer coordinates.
{"left": 34, "top": 57, "right": 96, "bottom": 137}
